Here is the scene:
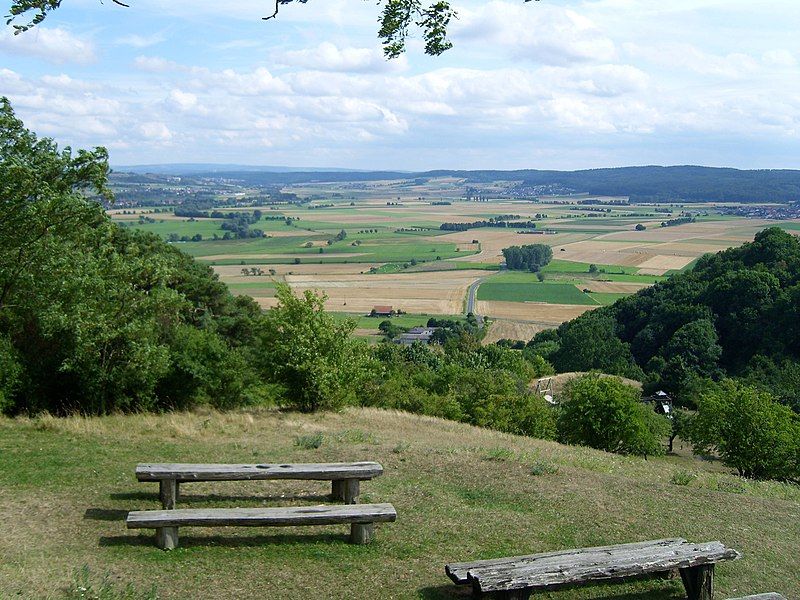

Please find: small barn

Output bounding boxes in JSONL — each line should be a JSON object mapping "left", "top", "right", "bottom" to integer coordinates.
{"left": 370, "top": 305, "right": 394, "bottom": 317}
{"left": 394, "top": 327, "right": 438, "bottom": 345}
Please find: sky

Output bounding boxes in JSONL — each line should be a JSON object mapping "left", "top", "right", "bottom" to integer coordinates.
{"left": 1, "top": 0, "right": 800, "bottom": 170}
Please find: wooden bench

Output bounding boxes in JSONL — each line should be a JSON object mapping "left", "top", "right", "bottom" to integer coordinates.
{"left": 445, "top": 538, "right": 741, "bottom": 600}
{"left": 727, "top": 595, "right": 787, "bottom": 600}
{"left": 136, "top": 462, "right": 383, "bottom": 509}
{"left": 126, "top": 503, "right": 397, "bottom": 549}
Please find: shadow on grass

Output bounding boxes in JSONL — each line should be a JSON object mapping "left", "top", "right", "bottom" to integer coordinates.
{"left": 84, "top": 508, "right": 129, "bottom": 521}
{"left": 417, "top": 581, "right": 684, "bottom": 600}
{"left": 109, "top": 491, "right": 332, "bottom": 504}
{"left": 100, "top": 532, "right": 344, "bottom": 548}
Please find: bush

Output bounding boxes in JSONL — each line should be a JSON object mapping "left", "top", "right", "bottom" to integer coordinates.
{"left": 471, "top": 393, "right": 556, "bottom": 439}
{"left": 257, "top": 284, "right": 372, "bottom": 412}
{"left": 557, "top": 373, "right": 670, "bottom": 457}
{"left": 690, "top": 380, "right": 799, "bottom": 481}
{"left": 294, "top": 433, "right": 324, "bottom": 449}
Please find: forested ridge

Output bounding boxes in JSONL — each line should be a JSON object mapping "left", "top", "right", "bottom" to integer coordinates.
{"left": 533, "top": 226, "right": 800, "bottom": 411}
{"left": 124, "top": 165, "right": 800, "bottom": 203}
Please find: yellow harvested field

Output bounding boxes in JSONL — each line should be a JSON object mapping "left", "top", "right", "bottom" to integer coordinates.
{"left": 441, "top": 230, "right": 589, "bottom": 263}
{"left": 476, "top": 301, "right": 598, "bottom": 324}
{"left": 577, "top": 281, "right": 653, "bottom": 294}
{"left": 637, "top": 255, "right": 695, "bottom": 271}
{"left": 482, "top": 320, "right": 549, "bottom": 344}
{"left": 274, "top": 270, "right": 487, "bottom": 315}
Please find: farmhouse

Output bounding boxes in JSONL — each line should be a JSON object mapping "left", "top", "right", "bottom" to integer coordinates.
{"left": 394, "top": 326, "right": 438, "bottom": 345}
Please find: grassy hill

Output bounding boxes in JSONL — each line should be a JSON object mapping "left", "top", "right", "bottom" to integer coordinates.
{"left": 1, "top": 408, "right": 798, "bottom": 599}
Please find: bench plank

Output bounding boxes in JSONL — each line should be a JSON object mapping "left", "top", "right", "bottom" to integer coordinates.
{"left": 446, "top": 538, "right": 687, "bottom": 585}
{"left": 136, "top": 462, "right": 383, "bottom": 482}
{"left": 126, "top": 503, "right": 397, "bottom": 528}
{"left": 459, "top": 540, "right": 740, "bottom": 594}
{"left": 127, "top": 503, "right": 397, "bottom": 549}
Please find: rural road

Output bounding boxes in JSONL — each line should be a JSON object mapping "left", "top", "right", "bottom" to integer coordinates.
{"left": 466, "top": 274, "right": 493, "bottom": 327}
{"left": 466, "top": 264, "right": 506, "bottom": 326}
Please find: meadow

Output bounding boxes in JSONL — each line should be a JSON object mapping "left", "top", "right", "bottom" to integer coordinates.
{"left": 110, "top": 184, "right": 797, "bottom": 339}
{"left": 1, "top": 408, "right": 797, "bottom": 600}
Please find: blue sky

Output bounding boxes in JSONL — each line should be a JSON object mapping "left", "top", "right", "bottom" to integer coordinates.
{"left": 1, "top": 0, "right": 799, "bottom": 170}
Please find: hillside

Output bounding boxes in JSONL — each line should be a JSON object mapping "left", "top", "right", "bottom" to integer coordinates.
{"left": 537, "top": 227, "right": 800, "bottom": 409}
{"left": 116, "top": 165, "right": 800, "bottom": 203}
{"left": 1, "top": 408, "right": 798, "bottom": 599}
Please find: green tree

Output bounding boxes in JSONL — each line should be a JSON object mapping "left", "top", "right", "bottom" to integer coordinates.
{"left": 256, "top": 283, "right": 371, "bottom": 412}
{"left": 0, "top": 98, "right": 260, "bottom": 415}
{"left": 557, "top": 373, "right": 669, "bottom": 457}
{"left": 551, "top": 312, "right": 642, "bottom": 379}
{"left": 502, "top": 244, "right": 553, "bottom": 272}
{"left": 690, "top": 380, "right": 799, "bottom": 481}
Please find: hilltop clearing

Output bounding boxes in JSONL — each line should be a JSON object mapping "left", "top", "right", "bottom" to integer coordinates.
{"left": 1, "top": 408, "right": 797, "bottom": 599}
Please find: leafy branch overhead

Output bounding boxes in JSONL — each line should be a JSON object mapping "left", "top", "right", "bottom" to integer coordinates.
{"left": 6, "top": 0, "right": 537, "bottom": 58}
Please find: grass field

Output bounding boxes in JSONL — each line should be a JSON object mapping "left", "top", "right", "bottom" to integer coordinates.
{"left": 477, "top": 281, "right": 598, "bottom": 305}
{"left": 1, "top": 408, "right": 797, "bottom": 600}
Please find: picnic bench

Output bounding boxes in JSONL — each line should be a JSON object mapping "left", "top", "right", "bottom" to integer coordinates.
{"left": 445, "top": 538, "right": 741, "bottom": 600}
{"left": 126, "top": 503, "right": 397, "bottom": 549}
{"left": 136, "top": 462, "right": 383, "bottom": 509}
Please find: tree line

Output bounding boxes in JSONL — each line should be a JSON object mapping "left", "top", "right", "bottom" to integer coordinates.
{"left": 502, "top": 244, "right": 553, "bottom": 271}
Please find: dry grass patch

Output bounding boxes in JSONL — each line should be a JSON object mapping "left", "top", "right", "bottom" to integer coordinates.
{"left": 482, "top": 320, "right": 549, "bottom": 344}
{"left": 477, "top": 300, "right": 598, "bottom": 324}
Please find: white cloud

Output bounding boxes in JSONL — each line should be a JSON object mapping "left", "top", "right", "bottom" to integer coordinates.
{"left": 139, "top": 121, "right": 173, "bottom": 141}
{"left": 0, "top": 27, "right": 95, "bottom": 65}
{"left": 133, "top": 55, "right": 180, "bottom": 72}
{"left": 168, "top": 89, "right": 198, "bottom": 111}
{"left": 280, "top": 42, "right": 407, "bottom": 73}
{"left": 116, "top": 33, "right": 166, "bottom": 48}
{"left": 454, "top": 2, "right": 616, "bottom": 65}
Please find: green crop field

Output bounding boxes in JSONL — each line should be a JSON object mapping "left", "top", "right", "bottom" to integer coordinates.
{"left": 477, "top": 281, "right": 598, "bottom": 305}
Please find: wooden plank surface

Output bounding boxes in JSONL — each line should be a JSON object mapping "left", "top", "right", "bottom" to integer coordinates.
{"left": 126, "top": 503, "right": 397, "bottom": 529}
{"left": 135, "top": 461, "right": 383, "bottom": 482}
{"left": 467, "top": 540, "right": 740, "bottom": 593}
{"left": 446, "top": 538, "right": 687, "bottom": 584}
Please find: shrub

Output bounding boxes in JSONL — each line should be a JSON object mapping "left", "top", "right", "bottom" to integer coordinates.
{"left": 690, "top": 380, "right": 799, "bottom": 481}
{"left": 471, "top": 393, "right": 557, "bottom": 440}
{"left": 294, "top": 433, "right": 324, "bottom": 449}
{"left": 557, "top": 373, "right": 670, "bottom": 457}
{"left": 670, "top": 469, "right": 697, "bottom": 486}
{"left": 257, "top": 284, "right": 372, "bottom": 412}
{"left": 530, "top": 459, "right": 559, "bottom": 476}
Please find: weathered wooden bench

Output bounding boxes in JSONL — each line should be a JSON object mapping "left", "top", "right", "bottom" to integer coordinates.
{"left": 136, "top": 462, "right": 383, "bottom": 509}
{"left": 126, "top": 503, "right": 397, "bottom": 549}
{"left": 445, "top": 538, "right": 741, "bottom": 600}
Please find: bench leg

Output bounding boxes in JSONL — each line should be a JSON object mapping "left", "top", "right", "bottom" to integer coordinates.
{"left": 500, "top": 591, "right": 531, "bottom": 600}
{"left": 343, "top": 479, "right": 360, "bottom": 504}
{"left": 159, "top": 479, "right": 177, "bottom": 509}
{"left": 331, "top": 480, "right": 345, "bottom": 501}
{"left": 680, "top": 564, "right": 714, "bottom": 600}
{"left": 156, "top": 526, "right": 179, "bottom": 550}
{"left": 350, "top": 522, "right": 375, "bottom": 544}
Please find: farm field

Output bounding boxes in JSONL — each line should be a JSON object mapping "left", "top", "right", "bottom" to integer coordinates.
{"left": 110, "top": 182, "right": 800, "bottom": 337}
{"left": 2, "top": 408, "right": 797, "bottom": 600}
